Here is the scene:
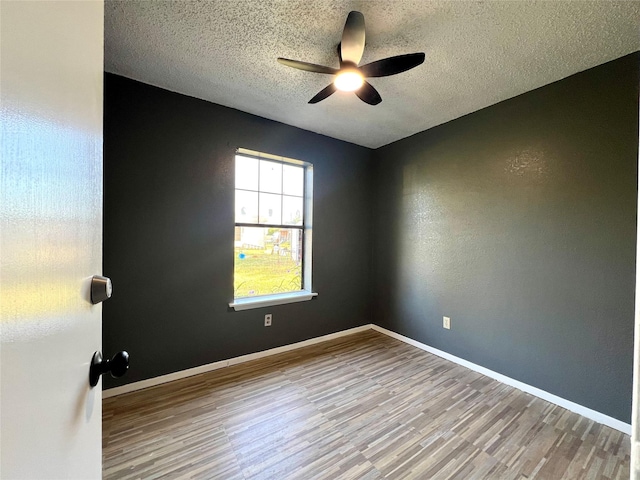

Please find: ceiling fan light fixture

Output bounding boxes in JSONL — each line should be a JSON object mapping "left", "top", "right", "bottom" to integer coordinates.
{"left": 277, "top": 11, "right": 425, "bottom": 105}
{"left": 334, "top": 69, "right": 364, "bottom": 92}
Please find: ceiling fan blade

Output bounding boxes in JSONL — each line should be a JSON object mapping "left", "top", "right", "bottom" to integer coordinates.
{"left": 277, "top": 58, "right": 338, "bottom": 75}
{"left": 360, "top": 53, "right": 426, "bottom": 78}
{"left": 308, "top": 83, "right": 337, "bottom": 104}
{"left": 355, "top": 81, "right": 382, "bottom": 105}
{"left": 341, "top": 11, "right": 365, "bottom": 65}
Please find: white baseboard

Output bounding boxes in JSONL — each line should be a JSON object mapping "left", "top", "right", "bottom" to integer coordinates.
{"left": 102, "top": 358, "right": 229, "bottom": 399}
{"left": 102, "top": 323, "right": 632, "bottom": 435}
{"left": 371, "top": 325, "right": 631, "bottom": 435}
{"left": 102, "top": 324, "right": 373, "bottom": 399}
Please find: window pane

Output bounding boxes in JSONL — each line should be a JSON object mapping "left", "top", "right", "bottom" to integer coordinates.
{"left": 282, "top": 195, "right": 303, "bottom": 225}
{"left": 235, "top": 190, "right": 258, "bottom": 223}
{"left": 259, "top": 160, "right": 282, "bottom": 194}
{"left": 235, "top": 155, "right": 259, "bottom": 191}
{"left": 259, "top": 192, "right": 281, "bottom": 224}
{"left": 283, "top": 164, "right": 304, "bottom": 196}
{"left": 234, "top": 227, "right": 303, "bottom": 298}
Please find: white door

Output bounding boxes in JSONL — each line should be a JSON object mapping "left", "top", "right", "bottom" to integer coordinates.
{"left": 1, "top": 1, "right": 104, "bottom": 478}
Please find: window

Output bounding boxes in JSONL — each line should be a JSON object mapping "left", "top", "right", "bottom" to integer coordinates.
{"left": 229, "top": 149, "right": 316, "bottom": 310}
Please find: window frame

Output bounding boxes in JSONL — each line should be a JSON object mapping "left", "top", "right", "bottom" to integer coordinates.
{"left": 229, "top": 148, "right": 317, "bottom": 311}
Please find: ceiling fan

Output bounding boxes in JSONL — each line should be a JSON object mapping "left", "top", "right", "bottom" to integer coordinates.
{"left": 277, "top": 11, "right": 425, "bottom": 106}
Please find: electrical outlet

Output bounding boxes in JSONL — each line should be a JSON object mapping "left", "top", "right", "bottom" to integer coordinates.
{"left": 443, "top": 316, "right": 451, "bottom": 329}
{"left": 264, "top": 314, "right": 272, "bottom": 327}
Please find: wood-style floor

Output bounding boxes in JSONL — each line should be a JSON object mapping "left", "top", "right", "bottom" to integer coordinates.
{"left": 103, "top": 330, "right": 630, "bottom": 479}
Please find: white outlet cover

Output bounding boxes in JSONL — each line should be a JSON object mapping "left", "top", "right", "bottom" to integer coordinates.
{"left": 443, "top": 316, "right": 451, "bottom": 329}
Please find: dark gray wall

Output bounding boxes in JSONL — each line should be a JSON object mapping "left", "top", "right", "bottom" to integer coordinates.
{"left": 104, "top": 54, "right": 638, "bottom": 422}
{"left": 103, "top": 74, "right": 373, "bottom": 388}
{"left": 373, "top": 53, "right": 639, "bottom": 422}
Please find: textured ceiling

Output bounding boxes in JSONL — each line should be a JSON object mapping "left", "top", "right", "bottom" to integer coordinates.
{"left": 105, "top": 1, "right": 640, "bottom": 149}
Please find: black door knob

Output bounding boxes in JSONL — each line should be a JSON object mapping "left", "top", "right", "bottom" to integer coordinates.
{"left": 89, "top": 350, "right": 129, "bottom": 388}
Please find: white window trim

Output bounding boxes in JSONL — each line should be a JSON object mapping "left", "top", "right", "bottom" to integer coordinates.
{"left": 231, "top": 148, "right": 315, "bottom": 311}
{"left": 229, "top": 291, "right": 318, "bottom": 311}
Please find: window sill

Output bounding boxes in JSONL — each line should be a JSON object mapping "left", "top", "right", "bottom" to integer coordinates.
{"left": 229, "top": 291, "right": 318, "bottom": 311}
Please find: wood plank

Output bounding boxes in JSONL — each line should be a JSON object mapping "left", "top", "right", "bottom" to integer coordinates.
{"left": 103, "top": 330, "right": 630, "bottom": 479}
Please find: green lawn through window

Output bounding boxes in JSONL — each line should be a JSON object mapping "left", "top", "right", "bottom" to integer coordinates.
{"left": 234, "top": 248, "right": 302, "bottom": 298}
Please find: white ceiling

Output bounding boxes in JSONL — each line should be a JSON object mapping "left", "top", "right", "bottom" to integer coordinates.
{"left": 105, "top": 1, "right": 640, "bottom": 149}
